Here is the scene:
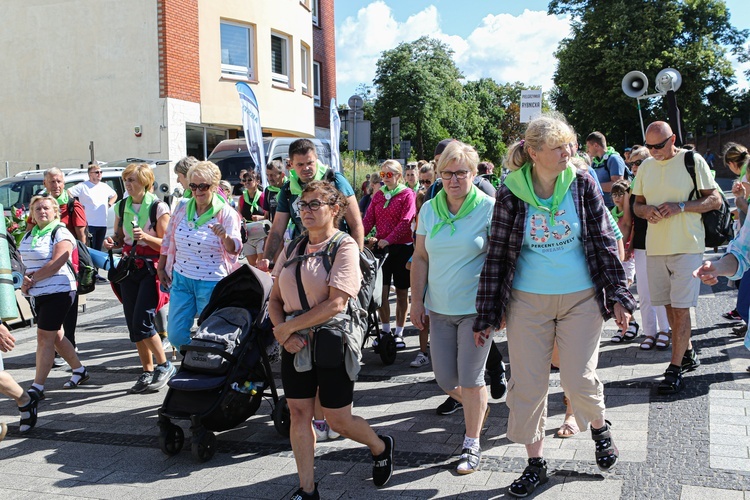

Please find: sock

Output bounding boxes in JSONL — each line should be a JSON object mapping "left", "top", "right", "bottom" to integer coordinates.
{"left": 462, "top": 436, "right": 480, "bottom": 451}
{"left": 395, "top": 326, "right": 404, "bottom": 337}
{"left": 31, "top": 383, "right": 44, "bottom": 392}
{"left": 381, "top": 323, "right": 391, "bottom": 333}
{"left": 68, "top": 366, "right": 87, "bottom": 385}
{"left": 72, "top": 366, "right": 86, "bottom": 374}
{"left": 313, "top": 419, "right": 327, "bottom": 431}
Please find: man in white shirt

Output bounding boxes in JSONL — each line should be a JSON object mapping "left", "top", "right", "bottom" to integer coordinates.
{"left": 69, "top": 162, "right": 117, "bottom": 252}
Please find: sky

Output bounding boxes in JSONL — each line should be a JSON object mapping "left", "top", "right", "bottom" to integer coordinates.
{"left": 334, "top": 0, "right": 750, "bottom": 103}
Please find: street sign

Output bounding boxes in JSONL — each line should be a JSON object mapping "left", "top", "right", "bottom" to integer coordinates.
{"left": 520, "top": 90, "right": 542, "bottom": 123}
{"left": 399, "top": 140, "right": 411, "bottom": 160}
{"left": 348, "top": 95, "right": 364, "bottom": 110}
{"left": 348, "top": 120, "right": 371, "bottom": 151}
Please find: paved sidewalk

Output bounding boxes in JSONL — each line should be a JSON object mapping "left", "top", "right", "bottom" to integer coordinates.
{"left": 1, "top": 264, "right": 750, "bottom": 499}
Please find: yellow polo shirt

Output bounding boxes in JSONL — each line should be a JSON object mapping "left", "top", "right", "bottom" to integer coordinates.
{"left": 631, "top": 150, "right": 714, "bottom": 256}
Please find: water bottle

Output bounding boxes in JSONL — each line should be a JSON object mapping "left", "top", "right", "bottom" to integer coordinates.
{"left": 231, "top": 381, "right": 262, "bottom": 395}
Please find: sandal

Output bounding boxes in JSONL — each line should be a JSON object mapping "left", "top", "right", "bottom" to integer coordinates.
{"left": 509, "top": 458, "right": 548, "bottom": 497}
{"left": 456, "top": 447, "right": 482, "bottom": 474}
{"left": 610, "top": 330, "right": 625, "bottom": 343}
{"left": 27, "top": 386, "right": 45, "bottom": 401}
{"left": 18, "top": 395, "right": 39, "bottom": 433}
{"left": 658, "top": 364, "right": 683, "bottom": 395}
{"left": 622, "top": 321, "right": 639, "bottom": 342}
{"left": 63, "top": 367, "right": 90, "bottom": 389}
{"left": 640, "top": 336, "right": 656, "bottom": 350}
{"left": 655, "top": 331, "right": 671, "bottom": 350}
{"left": 592, "top": 420, "right": 618, "bottom": 471}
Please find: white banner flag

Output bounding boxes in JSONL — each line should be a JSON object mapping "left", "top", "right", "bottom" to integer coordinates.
{"left": 235, "top": 82, "right": 267, "bottom": 187}
{"left": 330, "top": 98, "right": 341, "bottom": 172}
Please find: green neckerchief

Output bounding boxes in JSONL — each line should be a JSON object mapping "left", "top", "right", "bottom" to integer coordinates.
{"left": 430, "top": 184, "right": 483, "bottom": 238}
{"left": 610, "top": 205, "right": 624, "bottom": 222}
{"left": 31, "top": 220, "right": 63, "bottom": 248}
{"left": 185, "top": 193, "right": 225, "bottom": 229}
{"left": 408, "top": 183, "right": 419, "bottom": 192}
{"left": 266, "top": 185, "right": 281, "bottom": 194}
{"left": 591, "top": 146, "right": 619, "bottom": 168}
{"left": 122, "top": 192, "right": 157, "bottom": 239}
{"left": 55, "top": 191, "right": 69, "bottom": 206}
{"left": 504, "top": 162, "right": 576, "bottom": 226}
{"left": 243, "top": 189, "right": 261, "bottom": 213}
{"left": 288, "top": 160, "right": 328, "bottom": 195}
{"left": 380, "top": 183, "right": 407, "bottom": 208}
{"left": 183, "top": 189, "right": 192, "bottom": 199}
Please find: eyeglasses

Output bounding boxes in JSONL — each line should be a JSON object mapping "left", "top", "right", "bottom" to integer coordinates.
{"left": 627, "top": 159, "right": 644, "bottom": 167}
{"left": 439, "top": 170, "right": 469, "bottom": 181}
{"left": 90, "top": 170, "right": 102, "bottom": 174}
{"left": 611, "top": 192, "right": 626, "bottom": 199}
{"left": 645, "top": 135, "right": 674, "bottom": 150}
{"left": 419, "top": 179, "right": 432, "bottom": 185}
{"left": 379, "top": 171, "right": 396, "bottom": 179}
{"left": 298, "top": 200, "right": 332, "bottom": 212}
{"left": 188, "top": 183, "right": 211, "bottom": 192}
{"left": 243, "top": 178, "right": 255, "bottom": 183}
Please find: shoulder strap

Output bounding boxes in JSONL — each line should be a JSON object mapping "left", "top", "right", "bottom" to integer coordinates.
{"left": 322, "top": 231, "right": 348, "bottom": 274}
{"left": 150, "top": 200, "right": 160, "bottom": 228}
{"left": 324, "top": 168, "right": 336, "bottom": 183}
{"left": 684, "top": 150, "right": 699, "bottom": 200}
{"left": 117, "top": 199, "right": 126, "bottom": 229}
{"left": 291, "top": 235, "right": 311, "bottom": 311}
{"left": 51, "top": 225, "right": 77, "bottom": 276}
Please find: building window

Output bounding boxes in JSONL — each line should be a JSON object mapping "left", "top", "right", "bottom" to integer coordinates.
{"left": 271, "top": 32, "right": 291, "bottom": 86}
{"left": 301, "top": 44, "right": 311, "bottom": 94}
{"left": 313, "top": 61, "right": 321, "bottom": 107}
{"left": 186, "top": 124, "right": 228, "bottom": 161}
{"left": 312, "top": 0, "right": 319, "bottom": 26}
{"left": 220, "top": 21, "right": 255, "bottom": 79}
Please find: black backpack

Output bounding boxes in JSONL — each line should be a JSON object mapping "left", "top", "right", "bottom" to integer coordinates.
{"left": 47, "top": 225, "right": 97, "bottom": 295}
{"left": 684, "top": 150, "right": 734, "bottom": 247}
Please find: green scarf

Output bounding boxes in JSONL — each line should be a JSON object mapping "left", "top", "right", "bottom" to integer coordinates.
{"left": 504, "top": 162, "right": 576, "bottom": 226}
{"left": 610, "top": 206, "right": 623, "bottom": 222}
{"left": 185, "top": 193, "right": 225, "bottom": 229}
{"left": 31, "top": 220, "right": 63, "bottom": 248}
{"left": 243, "top": 189, "right": 261, "bottom": 214}
{"left": 430, "top": 185, "right": 483, "bottom": 238}
{"left": 183, "top": 189, "right": 192, "bottom": 199}
{"left": 55, "top": 191, "right": 69, "bottom": 206}
{"left": 122, "top": 192, "right": 157, "bottom": 239}
{"left": 380, "top": 183, "right": 407, "bottom": 208}
{"left": 591, "top": 146, "right": 619, "bottom": 168}
{"left": 288, "top": 160, "right": 328, "bottom": 195}
{"left": 266, "top": 185, "right": 281, "bottom": 194}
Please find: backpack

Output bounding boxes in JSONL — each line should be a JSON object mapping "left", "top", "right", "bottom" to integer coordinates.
{"left": 3, "top": 230, "right": 26, "bottom": 285}
{"left": 182, "top": 307, "right": 252, "bottom": 375}
{"left": 480, "top": 173, "right": 501, "bottom": 189}
{"left": 50, "top": 225, "right": 96, "bottom": 295}
{"left": 684, "top": 150, "right": 734, "bottom": 247}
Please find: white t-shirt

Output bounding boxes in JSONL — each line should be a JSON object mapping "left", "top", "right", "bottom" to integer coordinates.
{"left": 172, "top": 215, "right": 230, "bottom": 281}
{"left": 69, "top": 180, "right": 116, "bottom": 227}
{"left": 122, "top": 201, "right": 170, "bottom": 247}
{"left": 19, "top": 225, "right": 77, "bottom": 296}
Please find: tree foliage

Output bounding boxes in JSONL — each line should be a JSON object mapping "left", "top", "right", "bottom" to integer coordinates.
{"left": 549, "top": 0, "right": 748, "bottom": 147}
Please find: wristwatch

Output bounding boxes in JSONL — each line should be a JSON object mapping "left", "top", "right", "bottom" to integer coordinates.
{"left": 679, "top": 202, "right": 685, "bottom": 213}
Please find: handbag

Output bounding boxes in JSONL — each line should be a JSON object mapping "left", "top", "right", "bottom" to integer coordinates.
{"left": 107, "top": 249, "right": 136, "bottom": 284}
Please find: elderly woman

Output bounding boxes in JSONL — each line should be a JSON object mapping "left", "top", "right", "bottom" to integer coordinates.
{"left": 410, "top": 140, "right": 495, "bottom": 474}
{"left": 104, "top": 164, "right": 174, "bottom": 393}
{"left": 363, "top": 160, "right": 416, "bottom": 348}
{"left": 158, "top": 161, "right": 242, "bottom": 350}
{"left": 270, "top": 181, "right": 394, "bottom": 498}
{"left": 20, "top": 195, "right": 89, "bottom": 400}
{"left": 236, "top": 170, "right": 267, "bottom": 266}
{"left": 474, "top": 116, "right": 635, "bottom": 497}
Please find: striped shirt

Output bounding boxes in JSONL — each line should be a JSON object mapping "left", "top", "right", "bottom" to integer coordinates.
{"left": 19, "top": 226, "right": 76, "bottom": 296}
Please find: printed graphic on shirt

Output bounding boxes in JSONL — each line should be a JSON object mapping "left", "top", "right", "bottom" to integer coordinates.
{"left": 529, "top": 211, "right": 573, "bottom": 249}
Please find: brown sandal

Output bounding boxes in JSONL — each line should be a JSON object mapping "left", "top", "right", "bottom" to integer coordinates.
{"left": 640, "top": 336, "right": 656, "bottom": 350}
{"left": 655, "top": 331, "right": 671, "bottom": 350}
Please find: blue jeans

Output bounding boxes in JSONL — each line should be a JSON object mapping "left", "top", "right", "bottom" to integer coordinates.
{"left": 167, "top": 271, "right": 218, "bottom": 350}
{"left": 737, "top": 269, "right": 750, "bottom": 323}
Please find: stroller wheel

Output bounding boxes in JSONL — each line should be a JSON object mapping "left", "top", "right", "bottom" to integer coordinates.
{"left": 273, "top": 396, "right": 291, "bottom": 437}
{"left": 191, "top": 430, "right": 216, "bottom": 462}
{"left": 159, "top": 423, "right": 184, "bottom": 456}
{"left": 379, "top": 333, "right": 397, "bottom": 365}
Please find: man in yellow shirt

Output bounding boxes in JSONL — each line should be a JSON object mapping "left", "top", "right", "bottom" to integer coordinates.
{"left": 632, "top": 121, "right": 721, "bottom": 394}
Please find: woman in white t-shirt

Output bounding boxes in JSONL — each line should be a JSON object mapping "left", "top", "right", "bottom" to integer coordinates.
{"left": 19, "top": 195, "right": 89, "bottom": 402}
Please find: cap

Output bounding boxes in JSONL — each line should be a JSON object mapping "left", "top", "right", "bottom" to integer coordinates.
{"left": 434, "top": 139, "right": 454, "bottom": 157}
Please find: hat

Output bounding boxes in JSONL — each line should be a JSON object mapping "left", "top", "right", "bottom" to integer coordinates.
{"left": 434, "top": 139, "right": 454, "bottom": 157}
{"left": 624, "top": 147, "right": 632, "bottom": 152}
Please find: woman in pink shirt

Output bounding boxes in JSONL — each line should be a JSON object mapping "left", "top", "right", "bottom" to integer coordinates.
{"left": 363, "top": 160, "right": 416, "bottom": 348}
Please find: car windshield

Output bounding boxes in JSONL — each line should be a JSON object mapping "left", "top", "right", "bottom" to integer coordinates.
{"left": 0, "top": 179, "right": 46, "bottom": 211}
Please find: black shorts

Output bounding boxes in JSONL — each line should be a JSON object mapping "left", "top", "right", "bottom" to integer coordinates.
{"left": 281, "top": 350, "right": 354, "bottom": 409}
{"left": 30, "top": 291, "right": 76, "bottom": 331}
{"left": 381, "top": 243, "right": 413, "bottom": 290}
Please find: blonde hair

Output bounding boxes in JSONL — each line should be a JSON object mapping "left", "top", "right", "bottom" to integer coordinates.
{"left": 436, "top": 140, "right": 479, "bottom": 175}
{"left": 29, "top": 195, "right": 60, "bottom": 224}
{"left": 504, "top": 115, "right": 576, "bottom": 171}
{"left": 629, "top": 146, "right": 650, "bottom": 161}
{"left": 380, "top": 159, "right": 403, "bottom": 176}
{"left": 187, "top": 161, "right": 222, "bottom": 187}
{"left": 174, "top": 156, "right": 199, "bottom": 176}
{"left": 122, "top": 163, "right": 155, "bottom": 193}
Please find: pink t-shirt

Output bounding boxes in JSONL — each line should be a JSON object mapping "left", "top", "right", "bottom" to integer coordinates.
{"left": 273, "top": 234, "right": 362, "bottom": 314}
{"left": 362, "top": 188, "right": 416, "bottom": 245}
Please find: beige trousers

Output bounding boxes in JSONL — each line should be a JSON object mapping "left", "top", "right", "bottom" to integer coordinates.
{"left": 505, "top": 288, "right": 605, "bottom": 444}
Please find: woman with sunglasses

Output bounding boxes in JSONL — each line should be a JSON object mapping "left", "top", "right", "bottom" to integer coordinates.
{"left": 158, "top": 161, "right": 242, "bottom": 350}
{"left": 104, "top": 164, "right": 174, "bottom": 393}
{"left": 362, "top": 160, "right": 416, "bottom": 349}
{"left": 236, "top": 170, "right": 267, "bottom": 266}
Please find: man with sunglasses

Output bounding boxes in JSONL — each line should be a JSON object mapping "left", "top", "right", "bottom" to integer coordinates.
{"left": 585, "top": 131, "right": 628, "bottom": 209}
{"left": 69, "top": 162, "right": 118, "bottom": 253}
{"left": 258, "top": 139, "right": 364, "bottom": 272}
{"left": 632, "top": 121, "right": 722, "bottom": 395}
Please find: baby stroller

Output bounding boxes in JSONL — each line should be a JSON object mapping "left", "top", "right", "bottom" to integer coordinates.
{"left": 360, "top": 246, "right": 400, "bottom": 365}
{"left": 157, "top": 264, "right": 290, "bottom": 462}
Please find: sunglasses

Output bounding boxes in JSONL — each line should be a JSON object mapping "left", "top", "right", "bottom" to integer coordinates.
{"left": 298, "top": 200, "right": 331, "bottom": 212}
{"left": 243, "top": 178, "right": 255, "bottom": 183}
{"left": 90, "top": 170, "right": 102, "bottom": 174}
{"left": 419, "top": 179, "right": 432, "bottom": 185}
{"left": 645, "top": 135, "right": 673, "bottom": 150}
{"left": 188, "top": 183, "right": 211, "bottom": 192}
{"left": 379, "top": 171, "right": 396, "bottom": 179}
{"left": 627, "top": 159, "right": 644, "bottom": 167}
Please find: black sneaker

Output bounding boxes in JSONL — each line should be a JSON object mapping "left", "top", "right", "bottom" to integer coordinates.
{"left": 488, "top": 361, "right": 507, "bottom": 399}
{"left": 289, "top": 484, "right": 319, "bottom": 500}
{"left": 681, "top": 349, "right": 701, "bottom": 373}
{"left": 436, "top": 396, "right": 463, "bottom": 415}
{"left": 657, "top": 364, "right": 683, "bottom": 395}
{"left": 372, "top": 435, "right": 394, "bottom": 487}
{"left": 150, "top": 362, "right": 176, "bottom": 391}
{"left": 130, "top": 372, "right": 153, "bottom": 394}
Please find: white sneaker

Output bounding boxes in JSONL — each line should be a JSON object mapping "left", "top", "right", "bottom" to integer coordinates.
{"left": 328, "top": 424, "right": 340, "bottom": 440}
{"left": 313, "top": 421, "right": 329, "bottom": 441}
{"left": 410, "top": 352, "right": 430, "bottom": 368}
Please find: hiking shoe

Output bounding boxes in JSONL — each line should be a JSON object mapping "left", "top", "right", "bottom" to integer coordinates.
{"left": 436, "top": 396, "right": 463, "bottom": 415}
{"left": 150, "top": 363, "right": 176, "bottom": 391}
{"left": 130, "top": 371, "right": 154, "bottom": 393}
{"left": 410, "top": 351, "right": 430, "bottom": 368}
{"left": 657, "top": 364, "right": 683, "bottom": 395}
{"left": 313, "top": 420, "right": 329, "bottom": 441}
{"left": 289, "top": 484, "right": 319, "bottom": 500}
{"left": 53, "top": 355, "right": 67, "bottom": 368}
{"left": 488, "top": 360, "right": 507, "bottom": 399}
{"left": 372, "top": 435, "right": 394, "bottom": 487}
{"left": 681, "top": 349, "right": 701, "bottom": 372}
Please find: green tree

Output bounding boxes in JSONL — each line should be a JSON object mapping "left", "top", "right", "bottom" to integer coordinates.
{"left": 549, "top": 0, "right": 748, "bottom": 148}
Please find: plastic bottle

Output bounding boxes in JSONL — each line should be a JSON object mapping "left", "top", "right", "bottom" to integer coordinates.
{"left": 231, "top": 381, "right": 263, "bottom": 395}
